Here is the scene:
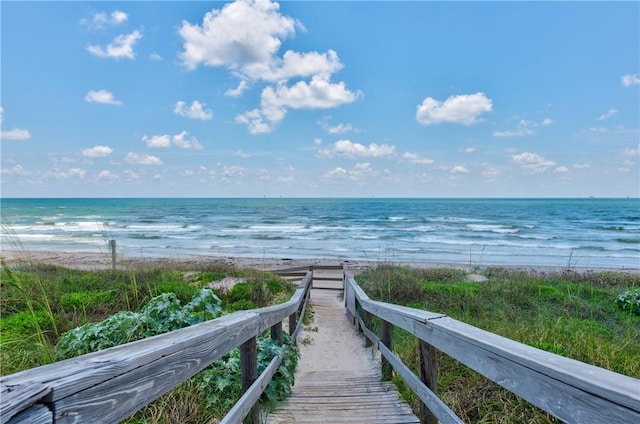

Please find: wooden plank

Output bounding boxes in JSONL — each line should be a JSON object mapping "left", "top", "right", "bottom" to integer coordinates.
{"left": 6, "top": 404, "right": 52, "bottom": 424}
{"left": 380, "top": 320, "right": 393, "bottom": 381}
{"left": 0, "top": 383, "right": 50, "bottom": 422}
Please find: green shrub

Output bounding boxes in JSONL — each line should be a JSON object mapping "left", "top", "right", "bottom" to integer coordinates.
{"left": 56, "top": 289, "right": 223, "bottom": 359}
{"left": 616, "top": 288, "right": 640, "bottom": 315}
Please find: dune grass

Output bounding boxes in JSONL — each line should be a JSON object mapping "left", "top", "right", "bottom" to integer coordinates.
{"left": 356, "top": 265, "right": 640, "bottom": 423}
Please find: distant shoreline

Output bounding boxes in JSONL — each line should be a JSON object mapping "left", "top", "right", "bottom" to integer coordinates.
{"left": 2, "top": 249, "right": 638, "bottom": 275}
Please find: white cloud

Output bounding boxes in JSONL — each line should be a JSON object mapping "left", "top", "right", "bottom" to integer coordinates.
{"left": 324, "top": 167, "right": 348, "bottom": 179}
{"left": 572, "top": 163, "right": 591, "bottom": 169}
{"left": 450, "top": 165, "right": 470, "bottom": 174}
{"left": 464, "top": 147, "right": 476, "bottom": 153}
{"left": 554, "top": 166, "right": 569, "bottom": 173}
{"left": 85, "top": 89, "right": 122, "bottom": 105}
{"left": 323, "top": 163, "right": 374, "bottom": 181}
{"left": 541, "top": 118, "right": 554, "bottom": 126}
{"left": 512, "top": 152, "right": 557, "bottom": 174}
{"left": 174, "top": 100, "right": 213, "bottom": 120}
{"left": 82, "top": 145, "right": 113, "bottom": 157}
{"left": 87, "top": 30, "right": 142, "bottom": 59}
{"left": 236, "top": 150, "right": 251, "bottom": 158}
{"left": 142, "top": 134, "right": 171, "bottom": 148}
{"left": 493, "top": 119, "right": 536, "bottom": 137}
{"left": 416, "top": 92, "right": 492, "bottom": 125}
{"left": 125, "top": 153, "right": 163, "bottom": 165}
{"left": 179, "top": 1, "right": 358, "bottom": 134}
{"left": 225, "top": 80, "right": 249, "bottom": 97}
{"left": 1, "top": 128, "right": 31, "bottom": 140}
{"left": 142, "top": 132, "right": 202, "bottom": 149}
{"left": 623, "top": 145, "right": 640, "bottom": 156}
{"left": 172, "top": 131, "right": 203, "bottom": 149}
{"left": 0, "top": 107, "right": 31, "bottom": 140}
{"left": 261, "top": 75, "right": 359, "bottom": 113}
{"left": 493, "top": 128, "right": 535, "bottom": 137}
{"left": 402, "top": 152, "right": 434, "bottom": 165}
{"left": 1, "top": 164, "right": 30, "bottom": 176}
{"left": 179, "top": 0, "right": 296, "bottom": 71}
{"left": 317, "top": 140, "right": 395, "bottom": 159}
{"left": 622, "top": 73, "right": 640, "bottom": 87}
{"left": 86, "top": 10, "right": 128, "bottom": 28}
{"left": 597, "top": 108, "right": 617, "bottom": 121}
{"left": 53, "top": 168, "right": 86, "bottom": 180}
{"left": 327, "top": 123, "right": 353, "bottom": 134}
{"left": 149, "top": 53, "right": 163, "bottom": 61}
{"left": 96, "top": 170, "right": 119, "bottom": 181}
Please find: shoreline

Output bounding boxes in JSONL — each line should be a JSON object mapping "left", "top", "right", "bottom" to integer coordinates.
{"left": 1, "top": 249, "right": 638, "bottom": 275}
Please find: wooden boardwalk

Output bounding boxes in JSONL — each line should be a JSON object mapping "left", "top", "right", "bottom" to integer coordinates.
{"left": 266, "top": 275, "right": 419, "bottom": 424}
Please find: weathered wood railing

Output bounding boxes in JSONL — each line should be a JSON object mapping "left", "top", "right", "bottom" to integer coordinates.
{"left": 1, "top": 270, "right": 313, "bottom": 424}
{"left": 343, "top": 268, "right": 640, "bottom": 424}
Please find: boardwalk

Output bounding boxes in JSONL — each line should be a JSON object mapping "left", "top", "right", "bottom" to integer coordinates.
{"left": 266, "top": 272, "right": 419, "bottom": 424}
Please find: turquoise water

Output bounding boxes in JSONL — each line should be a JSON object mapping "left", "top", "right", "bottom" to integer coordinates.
{"left": 1, "top": 198, "right": 639, "bottom": 269}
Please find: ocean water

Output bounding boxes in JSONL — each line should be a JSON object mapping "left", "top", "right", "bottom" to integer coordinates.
{"left": 1, "top": 198, "right": 639, "bottom": 269}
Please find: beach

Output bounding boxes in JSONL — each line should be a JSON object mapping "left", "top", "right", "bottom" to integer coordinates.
{"left": 2, "top": 249, "right": 637, "bottom": 277}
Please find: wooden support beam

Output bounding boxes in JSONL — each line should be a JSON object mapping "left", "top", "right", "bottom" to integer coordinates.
{"left": 381, "top": 319, "right": 393, "bottom": 381}
{"left": 418, "top": 340, "right": 438, "bottom": 424}
{"left": 240, "top": 336, "right": 258, "bottom": 424}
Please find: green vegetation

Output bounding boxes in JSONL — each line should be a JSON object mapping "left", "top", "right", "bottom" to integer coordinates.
{"left": 0, "top": 260, "right": 298, "bottom": 422}
{"left": 356, "top": 265, "right": 640, "bottom": 423}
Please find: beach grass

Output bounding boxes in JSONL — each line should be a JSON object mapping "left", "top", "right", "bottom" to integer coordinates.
{"left": 0, "top": 258, "right": 298, "bottom": 422}
{"left": 355, "top": 265, "right": 640, "bottom": 422}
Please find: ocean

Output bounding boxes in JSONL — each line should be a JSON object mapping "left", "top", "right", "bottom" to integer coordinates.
{"left": 1, "top": 198, "right": 639, "bottom": 269}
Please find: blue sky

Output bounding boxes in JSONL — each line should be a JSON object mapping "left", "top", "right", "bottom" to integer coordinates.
{"left": 1, "top": 0, "right": 639, "bottom": 198}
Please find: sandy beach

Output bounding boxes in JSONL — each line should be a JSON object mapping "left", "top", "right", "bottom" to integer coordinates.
{"left": 1, "top": 248, "right": 637, "bottom": 275}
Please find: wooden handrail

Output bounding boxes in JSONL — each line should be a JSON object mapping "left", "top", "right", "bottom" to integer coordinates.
{"left": 1, "top": 271, "right": 313, "bottom": 424}
{"left": 343, "top": 268, "right": 640, "bottom": 424}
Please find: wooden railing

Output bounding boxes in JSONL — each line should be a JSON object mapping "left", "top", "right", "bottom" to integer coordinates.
{"left": 343, "top": 268, "right": 640, "bottom": 424}
{"left": 0, "top": 270, "right": 313, "bottom": 424}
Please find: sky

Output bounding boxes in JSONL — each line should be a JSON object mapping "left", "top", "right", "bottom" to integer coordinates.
{"left": 1, "top": 0, "right": 639, "bottom": 198}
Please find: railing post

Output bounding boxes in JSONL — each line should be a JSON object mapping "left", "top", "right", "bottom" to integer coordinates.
{"left": 240, "top": 336, "right": 259, "bottom": 424}
{"left": 363, "top": 310, "right": 373, "bottom": 347}
{"left": 289, "top": 312, "right": 297, "bottom": 339}
{"left": 381, "top": 319, "right": 392, "bottom": 381}
{"left": 271, "top": 322, "right": 283, "bottom": 345}
{"left": 418, "top": 340, "right": 438, "bottom": 424}
{"left": 109, "top": 239, "right": 116, "bottom": 270}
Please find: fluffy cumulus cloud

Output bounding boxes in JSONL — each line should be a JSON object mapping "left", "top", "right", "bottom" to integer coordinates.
{"left": 174, "top": 100, "right": 213, "bottom": 120}
{"left": 125, "top": 153, "right": 163, "bottom": 165}
{"left": 450, "top": 165, "right": 470, "bottom": 174}
{"left": 179, "top": 0, "right": 358, "bottom": 133}
{"left": 87, "top": 30, "right": 142, "bottom": 59}
{"left": 85, "top": 90, "right": 122, "bottom": 105}
{"left": 82, "top": 145, "right": 113, "bottom": 157}
{"left": 317, "top": 140, "right": 395, "bottom": 159}
{"left": 416, "top": 92, "right": 492, "bottom": 126}
{"left": 512, "top": 152, "right": 557, "bottom": 174}
{"left": 621, "top": 73, "right": 640, "bottom": 87}
{"left": 142, "top": 132, "right": 203, "bottom": 149}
